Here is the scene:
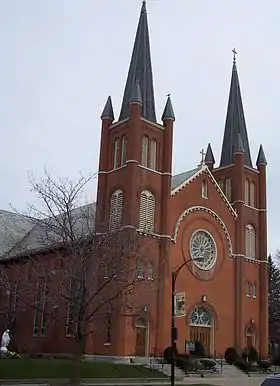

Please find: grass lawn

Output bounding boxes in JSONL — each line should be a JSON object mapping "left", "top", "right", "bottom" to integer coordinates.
{"left": 0, "top": 358, "right": 168, "bottom": 379}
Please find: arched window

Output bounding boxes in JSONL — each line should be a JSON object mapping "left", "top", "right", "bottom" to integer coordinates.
{"left": 245, "top": 179, "right": 250, "bottom": 205}
{"left": 121, "top": 135, "right": 127, "bottom": 166}
{"left": 245, "top": 281, "right": 251, "bottom": 297}
{"left": 104, "top": 315, "right": 112, "bottom": 344}
{"left": 252, "top": 283, "right": 257, "bottom": 298}
{"left": 137, "top": 259, "right": 143, "bottom": 279}
{"left": 113, "top": 138, "right": 120, "bottom": 169}
{"left": 141, "top": 136, "right": 149, "bottom": 167}
{"left": 149, "top": 139, "right": 157, "bottom": 170}
{"left": 250, "top": 182, "right": 255, "bottom": 207}
{"left": 109, "top": 189, "right": 123, "bottom": 231}
{"left": 139, "top": 190, "right": 155, "bottom": 232}
{"left": 202, "top": 180, "right": 208, "bottom": 198}
{"left": 190, "top": 307, "right": 212, "bottom": 327}
{"left": 225, "top": 178, "right": 232, "bottom": 202}
{"left": 245, "top": 224, "right": 256, "bottom": 259}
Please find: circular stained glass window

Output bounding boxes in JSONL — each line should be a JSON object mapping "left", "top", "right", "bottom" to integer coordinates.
{"left": 190, "top": 230, "right": 217, "bottom": 270}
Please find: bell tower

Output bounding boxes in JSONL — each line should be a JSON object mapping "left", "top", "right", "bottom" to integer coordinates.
{"left": 95, "top": 1, "right": 175, "bottom": 239}
{"left": 212, "top": 50, "right": 268, "bottom": 357}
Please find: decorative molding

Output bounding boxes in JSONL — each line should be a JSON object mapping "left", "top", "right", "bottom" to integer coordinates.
{"left": 140, "top": 117, "right": 165, "bottom": 131}
{"left": 109, "top": 118, "right": 129, "bottom": 129}
{"left": 172, "top": 206, "right": 234, "bottom": 258}
{"left": 99, "top": 162, "right": 172, "bottom": 177}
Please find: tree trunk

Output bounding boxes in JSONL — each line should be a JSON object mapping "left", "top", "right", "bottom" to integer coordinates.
{"left": 70, "top": 338, "right": 83, "bottom": 386}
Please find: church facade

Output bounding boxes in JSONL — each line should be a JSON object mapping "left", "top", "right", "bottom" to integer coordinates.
{"left": 94, "top": 1, "right": 268, "bottom": 358}
{"left": 0, "top": 1, "right": 268, "bottom": 358}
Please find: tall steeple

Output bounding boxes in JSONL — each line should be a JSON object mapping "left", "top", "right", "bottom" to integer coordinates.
{"left": 220, "top": 49, "right": 252, "bottom": 168}
{"left": 118, "top": 1, "right": 156, "bottom": 123}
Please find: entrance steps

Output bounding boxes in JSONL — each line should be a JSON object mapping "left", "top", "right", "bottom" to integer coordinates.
{"left": 148, "top": 359, "right": 185, "bottom": 379}
{"left": 214, "top": 361, "right": 248, "bottom": 377}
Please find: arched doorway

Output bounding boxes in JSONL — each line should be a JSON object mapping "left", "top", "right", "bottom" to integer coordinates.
{"left": 189, "top": 307, "right": 213, "bottom": 356}
{"left": 135, "top": 318, "right": 148, "bottom": 357}
{"left": 245, "top": 326, "right": 255, "bottom": 347}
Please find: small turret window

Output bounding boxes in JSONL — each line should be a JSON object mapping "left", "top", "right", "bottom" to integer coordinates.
{"left": 245, "top": 179, "right": 250, "bottom": 205}
{"left": 141, "top": 136, "right": 149, "bottom": 167}
{"left": 149, "top": 139, "right": 157, "bottom": 170}
{"left": 250, "top": 182, "right": 255, "bottom": 207}
{"left": 225, "top": 178, "right": 232, "bottom": 202}
{"left": 113, "top": 138, "right": 121, "bottom": 169}
{"left": 121, "top": 135, "right": 127, "bottom": 166}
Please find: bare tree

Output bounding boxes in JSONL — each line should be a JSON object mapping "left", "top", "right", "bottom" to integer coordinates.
{"left": 0, "top": 170, "right": 149, "bottom": 384}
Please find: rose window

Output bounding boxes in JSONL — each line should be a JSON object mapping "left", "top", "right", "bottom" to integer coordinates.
{"left": 190, "top": 230, "right": 217, "bottom": 270}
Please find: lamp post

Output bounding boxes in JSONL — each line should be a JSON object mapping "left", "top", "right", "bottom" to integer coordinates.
{"left": 170, "top": 257, "right": 203, "bottom": 386}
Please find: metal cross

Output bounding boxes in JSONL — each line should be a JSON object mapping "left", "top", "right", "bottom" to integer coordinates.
{"left": 200, "top": 149, "right": 206, "bottom": 164}
{"left": 232, "top": 48, "right": 237, "bottom": 62}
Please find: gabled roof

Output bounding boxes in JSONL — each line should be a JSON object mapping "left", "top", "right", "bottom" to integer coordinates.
{"left": 171, "top": 167, "right": 199, "bottom": 190}
{"left": 171, "top": 165, "right": 237, "bottom": 218}
{"left": 118, "top": 1, "right": 156, "bottom": 122}
{"left": 0, "top": 203, "right": 96, "bottom": 260}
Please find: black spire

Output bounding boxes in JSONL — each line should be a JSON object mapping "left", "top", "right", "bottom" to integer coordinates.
{"left": 162, "top": 95, "right": 175, "bottom": 121}
{"left": 220, "top": 51, "right": 252, "bottom": 168}
{"left": 129, "top": 80, "right": 142, "bottom": 104}
{"left": 101, "top": 96, "right": 114, "bottom": 120}
{"left": 234, "top": 132, "right": 245, "bottom": 154}
{"left": 256, "top": 144, "right": 267, "bottom": 166}
{"left": 118, "top": 1, "right": 156, "bottom": 122}
{"left": 205, "top": 143, "right": 215, "bottom": 164}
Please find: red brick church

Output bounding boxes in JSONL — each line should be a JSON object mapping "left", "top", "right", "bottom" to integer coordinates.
{"left": 0, "top": 1, "right": 268, "bottom": 358}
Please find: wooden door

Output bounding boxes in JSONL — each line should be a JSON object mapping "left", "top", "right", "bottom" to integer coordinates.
{"left": 135, "top": 327, "right": 147, "bottom": 356}
{"left": 190, "top": 326, "right": 211, "bottom": 356}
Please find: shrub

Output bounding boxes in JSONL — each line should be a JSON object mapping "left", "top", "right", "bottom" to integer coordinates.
{"left": 234, "top": 358, "right": 251, "bottom": 373}
{"left": 258, "top": 360, "right": 272, "bottom": 372}
{"left": 176, "top": 355, "right": 202, "bottom": 373}
{"left": 163, "top": 346, "right": 178, "bottom": 363}
{"left": 200, "top": 358, "right": 217, "bottom": 371}
{"left": 225, "top": 347, "right": 239, "bottom": 364}
{"left": 242, "top": 346, "right": 258, "bottom": 362}
{"left": 193, "top": 341, "right": 205, "bottom": 358}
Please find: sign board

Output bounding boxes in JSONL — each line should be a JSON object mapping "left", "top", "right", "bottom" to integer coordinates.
{"left": 185, "top": 340, "right": 195, "bottom": 352}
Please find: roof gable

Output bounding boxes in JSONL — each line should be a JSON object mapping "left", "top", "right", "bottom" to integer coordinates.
{"left": 171, "top": 165, "right": 237, "bottom": 218}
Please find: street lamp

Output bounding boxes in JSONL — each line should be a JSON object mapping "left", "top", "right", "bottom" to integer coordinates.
{"left": 170, "top": 256, "right": 203, "bottom": 386}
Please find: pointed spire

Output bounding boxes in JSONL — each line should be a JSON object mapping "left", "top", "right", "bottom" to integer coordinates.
{"left": 101, "top": 96, "right": 114, "bottom": 121}
{"left": 234, "top": 132, "right": 245, "bottom": 154}
{"left": 129, "top": 80, "right": 142, "bottom": 104}
{"left": 162, "top": 95, "right": 175, "bottom": 121}
{"left": 205, "top": 143, "right": 215, "bottom": 165}
{"left": 118, "top": 1, "right": 156, "bottom": 122}
{"left": 256, "top": 144, "right": 267, "bottom": 166}
{"left": 220, "top": 51, "right": 252, "bottom": 168}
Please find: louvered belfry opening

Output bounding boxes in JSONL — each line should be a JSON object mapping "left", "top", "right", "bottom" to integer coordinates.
{"left": 139, "top": 190, "right": 155, "bottom": 232}
{"left": 109, "top": 189, "right": 124, "bottom": 231}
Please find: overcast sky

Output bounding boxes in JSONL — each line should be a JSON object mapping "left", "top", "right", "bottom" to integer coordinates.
{"left": 0, "top": 0, "right": 278, "bottom": 254}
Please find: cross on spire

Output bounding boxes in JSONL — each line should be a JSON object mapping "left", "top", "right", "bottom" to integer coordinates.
{"left": 200, "top": 148, "right": 206, "bottom": 164}
{"left": 232, "top": 48, "right": 237, "bottom": 63}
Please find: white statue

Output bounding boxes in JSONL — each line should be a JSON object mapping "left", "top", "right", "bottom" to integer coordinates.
{"left": 0, "top": 330, "right": 10, "bottom": 353}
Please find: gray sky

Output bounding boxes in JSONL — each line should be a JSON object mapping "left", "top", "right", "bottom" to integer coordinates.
{"left": 0, "top": 0, "right": 278, "bottom": 254}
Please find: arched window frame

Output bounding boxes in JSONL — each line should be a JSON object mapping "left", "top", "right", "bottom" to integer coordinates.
{"left": 149, "top": 139, "right": 157, "bottom": 170}
{"left": 121, "top": 135, "right": 127, "bottom": 166}
{"left": 250, "top": 181, "right": 255, "bottom": 207}
{"left": 245, "top": 281, "right": 251, "bottom": 297}
{"left": 202, "top": 180, "right": 208, "bottom": 199}
{"left": 104, "top": 315, "right": 112, "bottom": 345}
{"left": 109, "top": 189, "right": 123, "bottom": 231}
{"left": 113, "top": 138, "right": 121, "bottom": 169}
{"left": 137, "top": 259, "right": 144, "bottom": 279}
{"left": 225, "top": 178, "right": 232, "bottom": 202}
{"left": 141, "top": 136, "right": 149, "bottom": 167}
{"left": 245, "top": 179, "right": 250, "bottom": 205}
{"left": 252, "top": 282, "right": 257, "bottom": 298}
{"left": 245, "top": 224, "right": 256, "bottom": 259}
{"left": 147, "top": 262, "right": 154, "bottom": 281}
{"left": 189, "top": 307, "right": 212, "bottom": 327}
{"left": 139, "top": 190, "right": 156, "bottom": 233}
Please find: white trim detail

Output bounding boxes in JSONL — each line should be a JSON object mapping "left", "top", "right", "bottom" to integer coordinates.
{"left": 172, "top": 206, "right": 234, "bottom": 257}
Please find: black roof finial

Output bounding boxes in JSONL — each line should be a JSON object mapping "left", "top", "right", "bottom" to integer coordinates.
{"left": 232, "top": 48, "right": 237, "bottom": 70}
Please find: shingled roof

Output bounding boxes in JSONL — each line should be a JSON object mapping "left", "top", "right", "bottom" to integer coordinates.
{"left": 0, "top": 203, "right": 96, "bottom": 260}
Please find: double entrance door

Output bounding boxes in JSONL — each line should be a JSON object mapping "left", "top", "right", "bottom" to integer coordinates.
{"left": 189, "top": 326, "right": 211, "bottom": 356}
